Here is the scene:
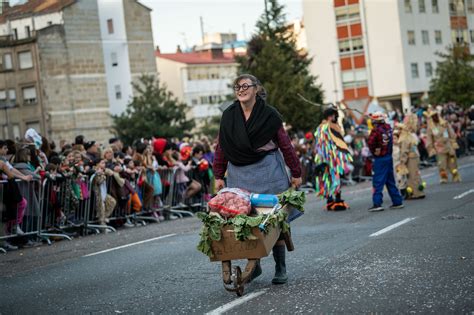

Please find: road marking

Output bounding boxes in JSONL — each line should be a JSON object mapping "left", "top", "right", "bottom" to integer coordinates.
{"left": 453, "top": 189, "right": 474, "bottom": 200}
{"left": 205, "top": 289, "right": 268, "bottom": 315}
{"left": 370, "top": 217, "right": 417, "bottom": 237}
{"left": 83, "top": 234, "right": 176, "bottom": 257}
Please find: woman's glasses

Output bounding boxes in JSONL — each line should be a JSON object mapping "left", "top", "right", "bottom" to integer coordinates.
{"left": 233, "top": 83, "right": 256, "bottom": 91}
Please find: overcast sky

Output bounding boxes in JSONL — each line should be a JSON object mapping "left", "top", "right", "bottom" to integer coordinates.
{"left": 141, "top": 0, "right": 303, "bottom": 53}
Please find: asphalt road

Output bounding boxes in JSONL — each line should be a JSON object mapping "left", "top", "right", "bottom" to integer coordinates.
{"left": 1, "top": 156, "right": 473, "bottom": 314}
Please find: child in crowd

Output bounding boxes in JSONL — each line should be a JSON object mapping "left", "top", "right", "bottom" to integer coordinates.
{"left": 92, "top": 159, "right": 117, "bottom": 229}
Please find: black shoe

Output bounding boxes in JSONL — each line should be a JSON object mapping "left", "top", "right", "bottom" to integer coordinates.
{"left": 389, "top": 204, "right": 404, "bottom": 209}
{"left": 272, "top": 245, "right": 288, "bottom": 284}
{"left": 368, "top": 205, "right": 384, "bottom": 212}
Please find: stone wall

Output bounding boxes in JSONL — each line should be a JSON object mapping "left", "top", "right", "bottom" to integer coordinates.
{"left": 123, "top": 0, "right": 157, "bottom": 83}
{"left": 37, "top": 0, "right": 113, "bottom": 144}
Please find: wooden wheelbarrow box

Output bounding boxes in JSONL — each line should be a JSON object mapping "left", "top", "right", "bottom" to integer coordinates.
{"left": 209, "top": 225, "right": 281, "bottom": 262}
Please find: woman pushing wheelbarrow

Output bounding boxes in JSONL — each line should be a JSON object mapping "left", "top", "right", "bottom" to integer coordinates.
{"left": 197, "top": 74, "right": 304, "bottom": 295}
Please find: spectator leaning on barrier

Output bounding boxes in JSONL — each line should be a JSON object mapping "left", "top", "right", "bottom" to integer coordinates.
{"left": 367, "top": 112, "right": 404, "bottom": 212}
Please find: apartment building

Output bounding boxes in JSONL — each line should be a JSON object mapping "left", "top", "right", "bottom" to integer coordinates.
{"left": 303, "top": 0, "right": 474, "bottom": 120}
{"left": 0, "top": 0, "right": 156, "bottom": 143}
{"left": 156, "top": 43, "right": 238, "bottom": 124}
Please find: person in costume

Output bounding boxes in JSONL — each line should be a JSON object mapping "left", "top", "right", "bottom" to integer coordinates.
{"left": 425, "top": 109, "right": 461, "bottom": 184}
{"left": 367, "top": 112, "right": 404, "bottom": 212}
{"left": 313, "top": 106, "right": 352, "bottom": 210}
{"left": 394, "top": 115, "right": 426, "bottom": 199}
{"left": 213, "top": 74, "right": 302, "bottom": 285}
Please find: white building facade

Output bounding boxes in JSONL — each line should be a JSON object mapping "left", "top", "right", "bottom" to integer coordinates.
{"left": 156, "top": 46, "right": 238, "bottom": 123}
{"left": 303, "top": 0, "right": 474, "bottom": 119}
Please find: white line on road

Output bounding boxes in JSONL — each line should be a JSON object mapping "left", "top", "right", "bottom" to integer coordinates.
{"left": 453, "top": 189, "right": 474, "bottom": 200}
{"left": 370, "top": 217, "right": 417, "bottom": 237}
{"left": 83, "top": 233, "right": 176, "bottom": 257}
{"left": 205, "top": 289, "right": 268, "bottom": 315}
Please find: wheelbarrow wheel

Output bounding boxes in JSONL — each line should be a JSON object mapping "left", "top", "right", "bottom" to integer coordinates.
{"left": 232, "top": 266, "right": 244, "bottom": 296}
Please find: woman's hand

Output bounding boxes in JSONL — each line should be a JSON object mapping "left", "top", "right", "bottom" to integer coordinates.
{"left": 291, "top": 177, "right": 302, "bottom": 188}
{"left": 215, "top": 179, "right": 225, "bottom": 192}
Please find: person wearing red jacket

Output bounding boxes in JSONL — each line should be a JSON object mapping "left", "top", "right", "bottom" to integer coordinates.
{"left": 367, "top": 112, "right": 404, "bottom": 212}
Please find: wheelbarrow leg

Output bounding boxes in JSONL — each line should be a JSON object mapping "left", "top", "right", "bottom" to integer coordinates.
{"left": 242, "top": 259, "right": 259, "bottom": 283}
{"left": 222, "top": 260, "right": 232, "bottom": 285}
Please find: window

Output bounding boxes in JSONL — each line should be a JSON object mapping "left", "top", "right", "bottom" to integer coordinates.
{"left": 115, "top": 85, "right": 121, "bottom": 99}
{"left": 468, "top": 0, "right": 474, "bottom": 13}
{"left": 408, "top": 31, "right": 416, "bottom": 45}
{"left": 191, "top": 99, "right": 198, "bottom": 105}
{"left": 422, "top": 30, "right": 430, "bottom": 45}
{"left": 22, "top": 86, "right": 37, "bottom": 104}
{"left": 0, "top": 90, "right": 5, "bottom": 100}
{"left": 419, "top": 0, "right": 426, "bottom": 13}
{"left": 111, "top": 52, "right": 118, "bottom": 67}
{"left": 25, "top": 25, "right": 31, "bottom": 38}
{"left": 405, "top": 0, "right": 412, "bottom": 13}
{"left": 12, "top": 124, "right": 20, "bottom": 140}
{"left": 335, "top": 5, "right": 360, "bottom": 23}
{"left": 449, "top": 0, "right": 465, "bottom": 15}
{"left": 12, "top": 28, "right": 17, "bottom": 40}
{"left": 338, "top": 39, "right": 351, "bottom": 53}
{"left": 18, "top": 51, "right": 33, "bottom": 69}
{"left": 200, "top": 96, "right": 209, "bottom": 104}
{"left": 47, "top": 21, "right": 52, "bottom": 26}
{"left": 342, "top": 69, "right": 368, "bottom": 88}
{"left": 411, "top": 63, "right": 419, "bottom": 78}
{"left": 471, "top": 30, "right": 474, "bottom": 43}
{"left": 8, "top": 89, "right": 16, "bottom": 103}
{"left": 425, "top": 62, "right": 433, "bottom": 77}
{"left": 2, "top": 53, "right": 12, "bottom": 70}
{"left": 26, "top": 121, "right": 40, "bottom": 132}
{"left": 452, "top": 29, "right": 468, "bottom": 43}
{"left": 338, "top": 37, "right": 364, "bottom": 54}
{"left": 107, "top": 19, "right": 114, "bottom": 34}
{"left": 432, "top": 0, "right": 439, "bottom": 13}
{"left": 435, "top": 30, "right": 442, "bottom": 44}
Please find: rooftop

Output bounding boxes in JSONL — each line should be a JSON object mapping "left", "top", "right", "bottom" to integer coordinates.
{"left": 0, "top": 0, "right": 76, "bottom": 23}
{"left": 156, "top": 51, "right": 237, "bottom": 65}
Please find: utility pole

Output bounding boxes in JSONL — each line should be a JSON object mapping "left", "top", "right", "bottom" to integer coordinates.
{"left": 200, "top": 16, "right": 205, "bottom": 44}
{"left": 331, "top": 61, "right": 339, "bottom": 104}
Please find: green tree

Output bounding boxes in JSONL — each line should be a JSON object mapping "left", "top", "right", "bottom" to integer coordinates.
{"left": 429, "top": 44, "right": 474, "bottom": 108}
{"left": 199, "top": 115, "right": 221, "bottom": 139}
{"left": 113, "top": 75, "right": 195, "bottom": 144}
{"left": 237, "top": 0, "right": 324, "bottom": 131}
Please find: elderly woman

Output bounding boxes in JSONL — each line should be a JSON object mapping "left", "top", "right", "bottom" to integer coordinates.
{"left": 213, "top": 74, "right": 302, "bottom": 285}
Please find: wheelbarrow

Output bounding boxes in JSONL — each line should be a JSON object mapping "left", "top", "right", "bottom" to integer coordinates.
{"left": 209, "top": 216, "right": 294, "bottom": 296}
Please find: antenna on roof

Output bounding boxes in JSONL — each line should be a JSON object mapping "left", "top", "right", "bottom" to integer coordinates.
{"left": 200, "top": 16, "right": 205, "bottom": 45}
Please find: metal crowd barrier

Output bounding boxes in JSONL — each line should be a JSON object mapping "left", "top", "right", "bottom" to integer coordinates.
{"left": 1, "top": 165, "right": 206, "bottom": 252}
{"left": 170, "top": 167, "right": 208, "bottom": 214}
{"left": 0, "top": 178, "right": 64, "bottom": 249}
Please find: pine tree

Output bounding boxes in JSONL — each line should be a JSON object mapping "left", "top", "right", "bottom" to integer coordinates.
{"left": 237, "top": 0, "right": 324, "bottom": 131}
{"left": 113, "top": 75, "right": 195, "bottom": 144}
{"left": 429, "top": 44, "right": 474, "bottom": 108}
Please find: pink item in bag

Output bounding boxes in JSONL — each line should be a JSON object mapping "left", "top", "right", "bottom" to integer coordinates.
{"left": 208, "top": 188, "right": 251, "bottom": 218}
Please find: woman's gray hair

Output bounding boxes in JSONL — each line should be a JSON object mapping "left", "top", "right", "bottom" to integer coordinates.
{"left": 233, "top": 74, "right": 267, "bottom": 100}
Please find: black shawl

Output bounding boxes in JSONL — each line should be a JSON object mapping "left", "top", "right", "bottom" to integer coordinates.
{"left": 219, "top": 96, "right": 283, "bottom": 166}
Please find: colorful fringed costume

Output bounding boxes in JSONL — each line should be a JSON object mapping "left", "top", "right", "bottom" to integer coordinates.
{"left": 314, "top": 120, "right": 353, "bottom": 210}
